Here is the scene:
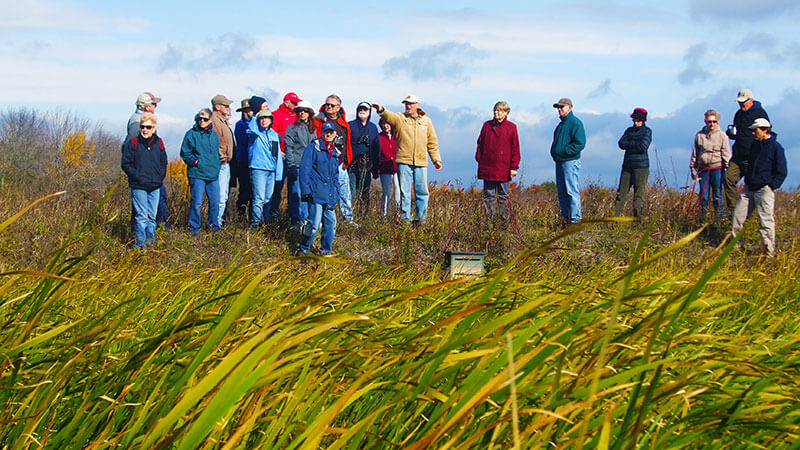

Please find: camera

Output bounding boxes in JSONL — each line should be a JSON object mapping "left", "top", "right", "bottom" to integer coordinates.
{"left": 356, "top": 135, "right": 370, "bottom": 146}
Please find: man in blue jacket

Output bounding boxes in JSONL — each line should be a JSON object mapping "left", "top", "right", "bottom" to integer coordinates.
{"left": 348, "top": 101, "right": 381, "bottom": 214}
{"left": 180, "top": 108, "right": 221, "bottom": 233}
{"left": 724, "top": 88, "right": 770, "bottom": 212}
{"left": 550, "top": 97, "right": 586, "bottom": 225}
{"left": 298, "top": 122, "right": 341, "bottom": 256}
{"left": 731, "top": 118, "right": 787, "bottom": 258}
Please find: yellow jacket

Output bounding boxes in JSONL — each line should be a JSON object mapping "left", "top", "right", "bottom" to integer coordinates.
{"left": 378, "top": 109, "right": 441, "bottom": 166}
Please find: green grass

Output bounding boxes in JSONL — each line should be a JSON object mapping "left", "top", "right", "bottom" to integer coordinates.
{"left": 1, "top": 185, "right": 799, "bottom": 448}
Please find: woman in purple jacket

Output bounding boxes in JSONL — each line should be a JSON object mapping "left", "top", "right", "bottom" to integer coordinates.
{"left": 475, "top": 101, "right": 521, "bottom": 224}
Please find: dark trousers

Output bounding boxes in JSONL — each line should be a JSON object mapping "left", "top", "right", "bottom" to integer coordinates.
{"left": 613, "top": 167, "right": 648, "bottom": 217}
{"left": 483, "top": 180, "right": 510, "bottom": 222}
{"left": 724, "top": 160, "right": 746, "bottom": 211}
{"left": 235, "top": 161, "right": 252, "bottom": 220}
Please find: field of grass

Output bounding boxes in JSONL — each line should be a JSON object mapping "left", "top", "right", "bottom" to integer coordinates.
{"left": 1, "top": 109, "right": 799, "bottom": 448}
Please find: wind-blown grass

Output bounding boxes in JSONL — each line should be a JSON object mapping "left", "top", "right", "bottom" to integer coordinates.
{"left": 2, "top": 189, "right": 799, "bottom": 448}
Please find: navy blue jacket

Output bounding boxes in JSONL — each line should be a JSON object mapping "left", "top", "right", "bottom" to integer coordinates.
{"left": 618, "top": 125, "right": 651, "bottom": 169}
{"left": 121, "top": 134, "right": 167, "bottom": 191}
{"left": 348, "top": 118, "right": 381, "bottom": 162}
{"left": 729, "top": 100, "right": 769, "bottom": 163}
{"left": 745, "top": 132, "right": 787, "bottom": 191}
{"left": 234, "top": 118, "right": 250, "bottom": 164}
{"left": 180, "top": 123, "right": 221, "bottom": 181}
{"left": 300, "top": 138, "right": 341, "bottom": 208}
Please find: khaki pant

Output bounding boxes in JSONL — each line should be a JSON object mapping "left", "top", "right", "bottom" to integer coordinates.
{"left": 731, "top": 185, "right": 776, "bottom": 257}
{"left": 724, "top": 160, "right": 747, "bottom": 211}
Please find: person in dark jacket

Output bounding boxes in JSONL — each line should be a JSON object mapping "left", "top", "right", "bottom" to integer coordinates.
{"left": 234, "top": 98, "right": 254, "bottom": 220}
{"left": 298, "top": 122, "right": 341, "bottom": 256}
{"left": 375, "top": 118, "right": 399, "bottom": 217}
{"left": 476, "top": 101, "right": 521, "bottom": 224}
{"left": 724, "top": 89, "right": 770, "bottom": 211}
{"left": 731, "top": 118, "right": 787, "bottom": 258}
{"left": 612, "top": 107, "right": 652, "bottom": 218}
{"left": 284, "top": 100, "right": 317, "bottom": 226}
{"left": 180, "top": 108, "right": 221, "bottom": 233}
{"left": 348, "top": 101, "right": 381, "bottom": 213}
{"left": 121, "top": 113, "right": 167, "bottom": 248}
{"left": 550, "top": 97, "right": 586, "bottom": 225}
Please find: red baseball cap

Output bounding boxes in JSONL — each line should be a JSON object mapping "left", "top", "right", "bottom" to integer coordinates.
{"left": 283, "top": 92, "right": 301, "bottom": 103}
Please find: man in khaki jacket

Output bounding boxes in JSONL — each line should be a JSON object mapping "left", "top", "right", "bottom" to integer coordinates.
{"left": 372, "top": 95, "right": 442, "bottom": 222}
{"left": 210, "top": 94, "right": 235, "bottom": 226}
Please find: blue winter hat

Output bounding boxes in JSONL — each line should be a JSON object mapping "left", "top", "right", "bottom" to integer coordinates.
{"left": 321, "top": 121, "right": 336, "bottom": 132}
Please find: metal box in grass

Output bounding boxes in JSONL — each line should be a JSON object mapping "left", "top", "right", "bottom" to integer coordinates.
{"left": 444, "top": 251, "right": 485, "bottom": 279}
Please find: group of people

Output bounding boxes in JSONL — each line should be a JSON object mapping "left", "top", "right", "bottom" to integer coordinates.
{"left": 120, "top": 91, "right": 441, "bottom": 254}
{"left": 606, "top": 88, "right": 786, "bottom": 257}
{"left": 121, "top": 87, "right": 787, "bottom": 258}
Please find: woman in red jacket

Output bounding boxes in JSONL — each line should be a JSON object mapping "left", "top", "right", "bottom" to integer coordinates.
{"left": 375, "top": 118, "right": 399, "bottom": 217}
{"left": 475, "top": 101, "right": 521, "bottom": 224}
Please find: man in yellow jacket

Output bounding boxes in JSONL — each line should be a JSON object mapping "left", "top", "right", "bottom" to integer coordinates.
{"left": 372, "top": 95, "right": 442, "bottom": 222}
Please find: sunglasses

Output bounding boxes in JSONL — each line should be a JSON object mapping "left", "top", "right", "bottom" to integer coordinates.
{"left": 705, "top": 120, "right": 718, "bottom": 123}
{"left": 197, "top": 117, "right": 210, "bottom": 122}
{"left": 324, "top": 103, "right": 340, "bottom": 108}
{"left": 140, "top": 125, "right": 154, "bottom": 130}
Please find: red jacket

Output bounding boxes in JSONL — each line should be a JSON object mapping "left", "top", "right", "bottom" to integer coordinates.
{"left": 315, "top": 110, "right": 353, "bottom": 167}
{"left": 476, "top": 119, "right": 520, "bottom": 181}
{"left": 376, "top": 131, "right": 397, "bottom": 175}
{"left": 272, "top": 103, "right": 296, "bottom": 150}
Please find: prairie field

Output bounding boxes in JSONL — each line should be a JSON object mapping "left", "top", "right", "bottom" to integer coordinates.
{"left": 1, "top": 109, "right": 800, "bottom": 448}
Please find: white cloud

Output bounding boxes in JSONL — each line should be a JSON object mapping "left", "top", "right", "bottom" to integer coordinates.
{"left": 0, "top": 0, "right": 144, "bottom": 32}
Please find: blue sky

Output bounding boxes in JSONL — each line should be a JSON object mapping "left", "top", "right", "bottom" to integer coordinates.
{"left": 2, "top": 0, "right": 798, "bottom": 189}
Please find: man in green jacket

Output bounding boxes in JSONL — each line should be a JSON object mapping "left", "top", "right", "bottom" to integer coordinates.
{"left": 550, "top": 97, "right": 586, "bottom": 225}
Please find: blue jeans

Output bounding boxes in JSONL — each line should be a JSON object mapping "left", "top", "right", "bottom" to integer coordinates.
{"left": 131, "top": 187, "right": 159, "bottom": 248}
{"left": 285, "top": 167, "right": 306, "bottom": 225}
{"left": 379, "top": 173, "right": 400, "bottom": 216}
{"left": 698, "top": 168, "right": 723, "bottom": 215}
{"left": 396, "top": 163, "right": 429, "bottom": 221}
{"left": 217, "top": 163, "right": 230, "bottom": 225}
{"left": 299, "top": 203, "right": 337, "bottom": 254}
{"left": 555, "top": 159, "right": 582, "bottom": 223}
{"left": 250, "top": 168, "right": 276, "bottom": 227}
{"left": 188, "top": 178, "right": 220, "bottom": 233}
{"left": 337, "top": 164, "right": 354, "bottom": 222}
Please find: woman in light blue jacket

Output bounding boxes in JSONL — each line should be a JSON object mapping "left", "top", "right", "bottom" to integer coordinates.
{"left": 247, "top": 109, "right": 284, "bottom": 227}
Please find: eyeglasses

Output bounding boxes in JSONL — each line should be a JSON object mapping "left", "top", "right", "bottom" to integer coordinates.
{"left": 324, "top": 103, "right": 340, "bottom": 108}
{"left": 140, "top": 124, "right": 154, "bottom": 130}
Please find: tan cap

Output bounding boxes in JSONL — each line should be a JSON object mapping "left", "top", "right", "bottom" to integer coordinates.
{"left": 256, "top": 109, "right": 273, "bottom": 119}
{"left": 553, "top": 98, "right": 573, "bottom": 108}
{"left": 748, "top": 118, "right": 771, "bottom": 129}
{"left": 211, "top": 94, "right": 233, "bottom": 106}
{"left": 736, "top": 89, "right": 754, "bottom": 102}
{"left": 402, "top": 94, "right": 420, "bottom": 104}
